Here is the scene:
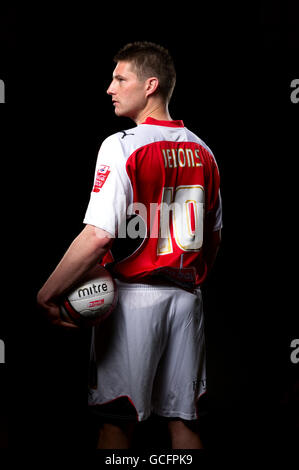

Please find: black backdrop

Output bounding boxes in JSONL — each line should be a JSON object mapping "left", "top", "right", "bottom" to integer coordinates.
{"left": 1, "top": 2, "right": 298, "bottom": 454}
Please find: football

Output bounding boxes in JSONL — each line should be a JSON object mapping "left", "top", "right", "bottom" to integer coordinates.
{"left": 60, "top": 265, "right": 117, "bottom": 326}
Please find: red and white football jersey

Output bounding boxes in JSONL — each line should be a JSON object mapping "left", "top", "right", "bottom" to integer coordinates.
{"left": 84, "top": 117, "right": 222, "bottom": 287}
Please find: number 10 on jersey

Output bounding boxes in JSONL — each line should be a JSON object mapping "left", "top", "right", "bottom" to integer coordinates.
{"left": 157, "top": 185, "right": 205, "bottom": 255}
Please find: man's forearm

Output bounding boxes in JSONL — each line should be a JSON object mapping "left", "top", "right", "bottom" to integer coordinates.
{"left": 37, "top": 225, "right": 113, "bottom": 305}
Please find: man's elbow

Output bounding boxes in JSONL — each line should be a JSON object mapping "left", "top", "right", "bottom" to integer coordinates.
{"left": 84, "top": 224, "right": 114, "bottom": 252}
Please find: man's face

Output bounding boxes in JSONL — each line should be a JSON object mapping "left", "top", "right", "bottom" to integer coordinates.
{"left": 107, "top": 61, "right": 147, "bottom": 121}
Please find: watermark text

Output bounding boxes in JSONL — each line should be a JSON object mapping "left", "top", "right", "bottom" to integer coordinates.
{"left": 0, "top": 79, "right": 5, "bottom": 103}
{"left": 0, "top": 339, "right": 5, "bottom": 364}
{"left": 290, "top": 79, "right": 299, "bottom": 104}
{"left": 290, "top": 339, "right": 299, "bottom": 364}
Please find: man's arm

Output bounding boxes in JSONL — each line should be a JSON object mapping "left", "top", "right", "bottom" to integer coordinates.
{"left": 37, "top": 224, "right": 113, "bottom": 327}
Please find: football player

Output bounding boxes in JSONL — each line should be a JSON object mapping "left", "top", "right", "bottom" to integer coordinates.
{"left": 37, "top": 41, "right": 222, "bottom": 449}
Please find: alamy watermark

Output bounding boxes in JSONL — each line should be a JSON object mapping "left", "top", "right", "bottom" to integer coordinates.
{"left": 93, "top": 193, "right": 205, "bottom": 253}
{"left": 0, "top": 79, "right": 5, "bottom": 103}
{"left": 290, "top": 79, "right": 299, "bottom": 104}
{"left": 0, "top": 339, "right": 5, "bottom": 364}
{"left": 290, "top": 339, "right": 299, "bottom": 364}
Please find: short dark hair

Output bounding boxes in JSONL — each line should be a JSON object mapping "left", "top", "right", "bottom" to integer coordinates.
{"left": 114, "top": 41, "right": 176, "bottom": 103}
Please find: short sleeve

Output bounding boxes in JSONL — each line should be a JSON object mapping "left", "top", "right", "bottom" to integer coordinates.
{"left": 83, "top": 135, "right": 132, "bottom": 237}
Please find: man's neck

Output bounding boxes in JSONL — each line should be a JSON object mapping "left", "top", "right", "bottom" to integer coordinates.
{"left": 135, "top": 102, "right": 172, "bottom": 125}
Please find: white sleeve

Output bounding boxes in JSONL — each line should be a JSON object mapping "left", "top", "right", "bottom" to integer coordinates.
{"left": 83, "top": 135, "right": 132, "bottom": 237}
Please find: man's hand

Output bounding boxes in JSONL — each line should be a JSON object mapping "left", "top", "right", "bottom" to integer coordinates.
{"left": 36, "top": 225, "right": 113, "bottom": 329}
{"left": 37, "top": 292, "right": 79, "bottom": 329}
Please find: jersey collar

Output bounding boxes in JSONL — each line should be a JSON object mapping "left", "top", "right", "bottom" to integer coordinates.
{"left": 142, "top": 117, "right": 184, "bottom": 128}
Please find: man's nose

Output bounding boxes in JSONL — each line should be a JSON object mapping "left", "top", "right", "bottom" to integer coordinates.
{"left": 107, "top": 81, "right": 114, "bottom": 95}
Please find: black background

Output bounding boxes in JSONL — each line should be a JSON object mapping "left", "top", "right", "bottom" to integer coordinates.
{"left": 1, "top": 2, "right": 298, "bottom": 454}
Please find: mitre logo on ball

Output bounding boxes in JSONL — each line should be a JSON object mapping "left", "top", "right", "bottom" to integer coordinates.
{"left": 60, "top": 265, "right": 117, "bottom": 326}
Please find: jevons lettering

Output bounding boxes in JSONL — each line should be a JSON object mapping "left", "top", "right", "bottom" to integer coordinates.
{"left": 78, "top": 283, "right": 108, "bottom": 297}
{"left": 162, "top": 148, "right": 203, "bottom": 169}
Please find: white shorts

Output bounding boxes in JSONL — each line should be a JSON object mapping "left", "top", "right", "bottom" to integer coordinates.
{"left": 88, "top": 280, "right": 207, "bottom": 422}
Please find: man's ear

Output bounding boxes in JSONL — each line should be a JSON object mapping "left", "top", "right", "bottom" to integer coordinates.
{"left": 145, "top": 77, "right": 159, "bottom": 97}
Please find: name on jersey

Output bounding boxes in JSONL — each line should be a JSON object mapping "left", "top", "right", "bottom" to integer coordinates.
{"left": 93, "top": 165, "right": 111, "bottom": 192}
{"left": 162, "top": 148, "right": 203, "bottom": 169}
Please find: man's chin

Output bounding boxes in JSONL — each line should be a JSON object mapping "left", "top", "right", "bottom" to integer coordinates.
{"left": 114, "top": 108, "right": 132, "bottom": 120}
{"left": 114, "top": 108, "right": 123, "bottom": 117}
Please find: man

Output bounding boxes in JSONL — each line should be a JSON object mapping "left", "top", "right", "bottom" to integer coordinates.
{"left": 37, "top": 41, "right": 222, "bottom": 449}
